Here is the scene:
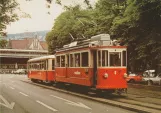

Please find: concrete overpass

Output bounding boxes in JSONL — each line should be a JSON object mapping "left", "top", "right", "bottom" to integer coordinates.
{"left": 0, "top": 49, "right": 48, "bottom": 58}
{"left": 0, "top": 49, "right": 48, "bottom": 73}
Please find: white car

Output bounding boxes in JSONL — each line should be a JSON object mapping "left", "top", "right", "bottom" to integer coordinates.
{"left": 13, "top": 69, "right": 26, "bottom": 74}
{"left": 142, "top": 73, "right": 161, "bottom": 85}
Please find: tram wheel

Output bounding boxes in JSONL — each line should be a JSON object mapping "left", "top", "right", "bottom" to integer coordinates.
{"left": 31, "top": 79, "right": 37, "bottom": 83}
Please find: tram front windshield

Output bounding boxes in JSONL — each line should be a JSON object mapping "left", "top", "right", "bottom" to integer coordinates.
{"left": 98, "top": 50, "right": 126, "bottom": 67}
{"left": 109, "top": 52, "right": 121, "bottom": 66}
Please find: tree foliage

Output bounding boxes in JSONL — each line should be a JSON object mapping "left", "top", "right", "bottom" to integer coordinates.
{"left": 111, "top": 0, "right": 161, "bottom": 72}
{"left": 0, "top": 39, "right": 8, "bottom": 48}
{"left": 46, "top": 5, "right": 94, "bottom": 54}
{"left": 0, "top": 0, "right": 19, "bottom": 36}
{"left": 46, "top": 0, "right": 161, "bottom": 73}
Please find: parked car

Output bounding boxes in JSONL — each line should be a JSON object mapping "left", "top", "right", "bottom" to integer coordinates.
{"left": 142, "top": 70, "right": 161, "bottom": 85}
{"left": 126, "top": 73, "right": 143, "bottom": 83}
{"left": 13, "top": 69, "right": 27, "bottom": 74}
{"left": 143, "top": 70, "right": 155, "bottom": 77}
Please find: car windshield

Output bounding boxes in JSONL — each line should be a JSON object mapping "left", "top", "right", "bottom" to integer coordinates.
{"left": 129, "top": 74, "right": 136, "bottom": 76}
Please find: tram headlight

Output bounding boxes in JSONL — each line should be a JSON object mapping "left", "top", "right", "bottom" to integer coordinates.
{"left": 124, "top": 73, "right": 127, "bottom": 78}
{"left": 104, "top": 73, "right": 108, "bottom": 79}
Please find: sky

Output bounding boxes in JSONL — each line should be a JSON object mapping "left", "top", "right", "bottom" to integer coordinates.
{"left": 6, "top": 0, "right": 96, "bottom": 34}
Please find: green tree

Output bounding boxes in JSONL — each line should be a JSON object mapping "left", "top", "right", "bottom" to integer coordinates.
{"left": 46, "top": 0, "right": 122, "bottom": 54}
{"left": 0, "top": 39, "right": 8, "bottom": 48}
{"left": 0, "top": 0, "right": 19, "bottom": 36}
{"left": 46, "top": 5, "right": 94, "bottom": 54}
{"left": 111, "top": 0, "right": 161, "bottom": 73}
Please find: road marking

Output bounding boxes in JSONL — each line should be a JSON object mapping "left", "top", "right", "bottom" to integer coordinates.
{"left": 50, "top": 95, "right": 91, "bottom": 110}
{"left": 10, "top": 87, "right": 15, "bottom": 90}
{"left": 19, "top": 92, "right": 28, "bottom": 97}
{"left": 0, "top": 95, "right": 15, "bottom": 109}
{"left": 36, "top": 100, "right": 57, "bottom": 112}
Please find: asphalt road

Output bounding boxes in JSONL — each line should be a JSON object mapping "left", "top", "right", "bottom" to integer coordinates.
{"left": 0, "top": 74, "right": 136, "bottom": 113}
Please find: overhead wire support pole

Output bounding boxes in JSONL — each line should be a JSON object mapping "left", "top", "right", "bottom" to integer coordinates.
{"left": 69, "top": 33, "right": 74, "bottom": 40}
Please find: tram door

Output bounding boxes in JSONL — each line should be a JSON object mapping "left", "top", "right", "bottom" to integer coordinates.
{"left": 93, "top": 50, "right": 97, "bottom": 86}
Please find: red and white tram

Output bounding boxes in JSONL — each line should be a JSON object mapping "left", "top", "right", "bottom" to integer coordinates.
{"left": 55, "top": 34, "right": 127, "bottom": 92}
{"left": 27, "top": 55, "right": 55, "bottom": 83}
{"left": 27, "top": 34, "right": 127, "bottom": 93}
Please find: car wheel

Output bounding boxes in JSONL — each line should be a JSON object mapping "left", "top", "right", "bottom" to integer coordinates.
{"left": 159, "top": 80, "right": 161, "bottom": 86}
{"left": 147, "top": 80, "right": 153, "bottom": 85}
{"left": 129, "top": 79, "right": 135, "bottom": 83}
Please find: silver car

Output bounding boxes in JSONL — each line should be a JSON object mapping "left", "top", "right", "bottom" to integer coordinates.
{"left": 142, "top": 74, "right": 161, "bottom": 85}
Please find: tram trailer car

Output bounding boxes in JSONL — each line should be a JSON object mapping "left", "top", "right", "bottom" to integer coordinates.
{"left": 27, "top": 55, "right": 55, "bottom": 83}
{"left": 55, "top": 34, "right": 127, "bottom": 93}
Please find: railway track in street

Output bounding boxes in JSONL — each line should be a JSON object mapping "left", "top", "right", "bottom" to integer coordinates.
{"left": 128, "top": 83, "right": 161, "bottom": 92}
{"left": 22, "top": 80, "right": 161, "bottom": 113}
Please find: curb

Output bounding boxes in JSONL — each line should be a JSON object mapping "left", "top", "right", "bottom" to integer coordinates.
{"left": 23, "top": 80, "right": 160, "bottom": 113}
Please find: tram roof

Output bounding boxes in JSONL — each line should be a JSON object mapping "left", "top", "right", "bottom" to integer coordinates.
{"left": 0, "top": 49, "right": 48, "bottom": 53}
{"left": 56, "top": 34, "right": 126, "bottom": 53}
{"left": 28, "top": 55, "right": 55, "bottom": 62}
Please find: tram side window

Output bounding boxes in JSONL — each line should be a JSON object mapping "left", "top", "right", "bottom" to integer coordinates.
{"left": 74, "top": 53, "right": 80, "bottom": 67}
{"left": 67, "top": 54, "right": 69, "bottom": 67}
{"left": 102, "top": 50, "right": 108, "bottom": 67}
{"left": 61, "top": 55, "right": 65, "bottom": 67}
{"left": 70, "top": 54, "right": 74, "bottom": 67}
{"left": 56, "top": 56, "right": 60, "bottom": 67}
{"left": 41, "top": 62, "right": 44, "bottom": 70}
{"left": 36, "top": 64, "right": 39, "bottom": 70}
{"left": 52, "top": 60, "right": 55, "bottom": 70}
{"left": 122, "top": 51, "right": 126, "bottom": 66}
{"left": 81, "top": 52, "right": 88, "bottom": 67}
{"left": 110, "top": 52, "right": 121, "bottom": 66}
{"left": 98, "top": 51, "right": 101, "bottom": 67}
{"left": 102, "top": 51, "right": 105, "bottom": 66}
{"left": 43, "top": 61, "right": 46, "bottom": 70}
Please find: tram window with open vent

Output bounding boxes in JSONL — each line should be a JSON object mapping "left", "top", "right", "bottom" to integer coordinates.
{"left": 81, "top": 52, "right": 88, "bottom": 67}
{"left": 61, "top": 55, "right": 65, "bottom": 67}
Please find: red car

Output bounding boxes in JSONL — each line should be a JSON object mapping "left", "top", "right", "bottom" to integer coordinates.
{"left": 126, "top": 73, "right": 142, "bottom": 83}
